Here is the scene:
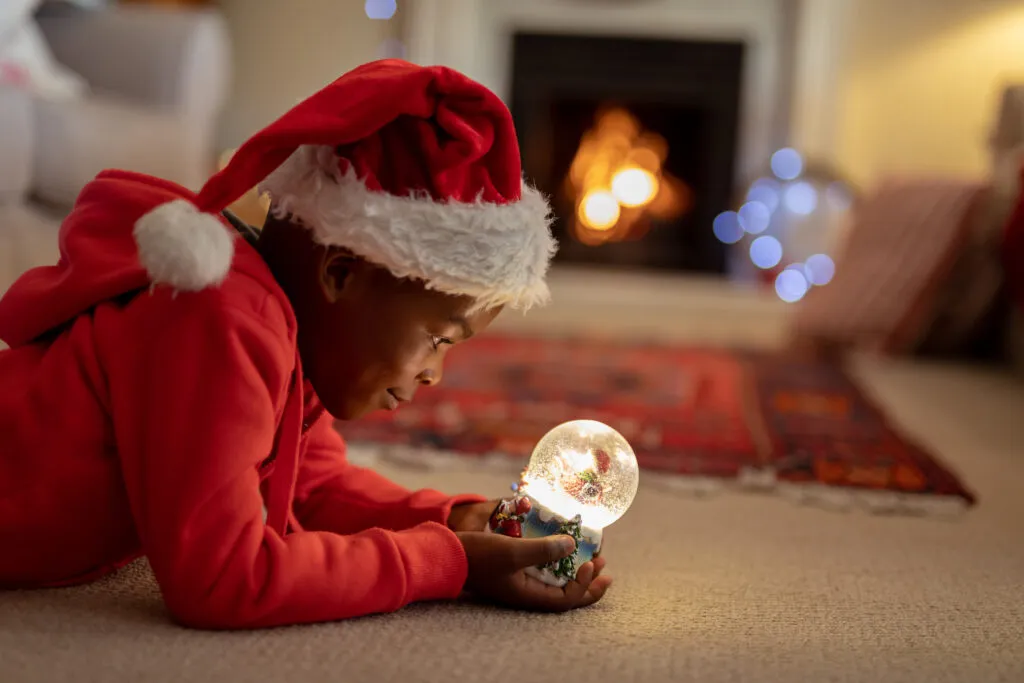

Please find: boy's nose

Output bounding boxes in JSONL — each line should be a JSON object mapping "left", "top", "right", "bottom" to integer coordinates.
{"left": 417, "top": 368, "right": 441, "bottom": 386}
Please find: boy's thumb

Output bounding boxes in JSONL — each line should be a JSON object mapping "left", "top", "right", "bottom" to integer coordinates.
{"left": 507, "top": 535, "right": 577, "bottom": 570}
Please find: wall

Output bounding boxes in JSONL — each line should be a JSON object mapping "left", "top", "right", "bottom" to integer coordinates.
{"left": 837, "top": 0, "right": 1024, "bottom": 188}
{"left": 215, "top": 0, "right": 398, "bottom": 150}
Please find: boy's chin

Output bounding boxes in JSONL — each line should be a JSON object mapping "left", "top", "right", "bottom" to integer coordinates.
{"left": 337, "top": 398, "right": 386, "bottom": 421}
{"left": 321, "top": 389, "right": 396, "bottom": 421}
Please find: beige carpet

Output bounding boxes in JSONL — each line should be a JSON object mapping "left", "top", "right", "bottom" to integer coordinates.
{"left": 2, "top": 242, "right": 1023, "bottom": 681}
{"left": 2, "top": 356, "right": 1023, "bottom": 682}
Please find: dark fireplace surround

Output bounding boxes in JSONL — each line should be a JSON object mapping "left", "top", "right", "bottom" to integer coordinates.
{"left": 510, "top": 33, "right": 744, "bottom": 275}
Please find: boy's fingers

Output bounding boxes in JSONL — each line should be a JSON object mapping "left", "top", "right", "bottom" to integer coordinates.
{"left": 558, "top": 562, "right": 594, "bottom": 605}
{"left": 503, "top": 535, "right": 576, "bottom": 571}
{"left": 592, "top": 556, "right": 607, "bottom": 578}
{"left": 578, "top": 575, "right": 613, "bottom": 608}
{"left": 512, "top": 562, "right": 595, "bottom": 612}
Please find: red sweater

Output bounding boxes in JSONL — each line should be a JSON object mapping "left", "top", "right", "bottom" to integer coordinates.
{"left": 0, "top": 171, "right": 484, "bottom": 628}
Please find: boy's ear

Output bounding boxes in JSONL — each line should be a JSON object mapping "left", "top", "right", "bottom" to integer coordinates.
{"left": 318, "top": 248, "right": 360, "bottom": 303}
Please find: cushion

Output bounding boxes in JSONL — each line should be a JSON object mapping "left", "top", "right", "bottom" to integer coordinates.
{"left": 1002, "top": 161, "right": 1024, "bottom": 377}
{"left": 792, "top": 179, "right": 984, "bottom": 354}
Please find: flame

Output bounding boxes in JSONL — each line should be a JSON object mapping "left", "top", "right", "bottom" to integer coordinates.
{"left": 566, "top": 108, "right": 688, "bottom": 244}
{"left": 578, "top": 190, "right": 620, "bottom": 231}
{"left": 612, "top": 167, "right": 659, "bottom": 207}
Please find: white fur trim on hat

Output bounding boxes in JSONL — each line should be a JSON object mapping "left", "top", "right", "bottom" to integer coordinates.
{"left": 258, "top": 146, "right": 556, "bottom": 311}
{"left": 134, "top": 199, "right": 235, "bottom": 291}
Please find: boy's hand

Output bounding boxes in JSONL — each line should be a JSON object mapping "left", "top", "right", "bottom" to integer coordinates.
{"left": 447, "top": 499, "right": 501, "bottom": 534}
{"left": 455, "top": 532, "right": 612, "bottom": 612}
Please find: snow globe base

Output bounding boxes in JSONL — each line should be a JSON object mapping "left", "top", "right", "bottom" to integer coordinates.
{"left": 486, "top": 493, "right": 602, "bottom": 587}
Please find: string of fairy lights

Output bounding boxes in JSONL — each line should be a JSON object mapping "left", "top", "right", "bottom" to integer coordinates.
{"left": 714, "top": 148, "right": 845, "bottom": 303}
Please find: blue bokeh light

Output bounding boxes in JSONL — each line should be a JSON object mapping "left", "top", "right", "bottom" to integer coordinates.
{"left": 775, "top": 268, "right": 809, "bottom": 303}
{"left": 804, "top": 253, "right": 836, "bottom": 286}
{"left": 770, "top": 148, "right": 803, "bottom": 181}
{"left": 713, "top": 211, "right": 744, "bottom": 244}
{"left": 750, "top": 235, "right": 783, "bottom": 269}
{"left": 746, "top": 177, "right": 781, "bottom": 213}
{"left": 738, "top": 201, "right": 772, "bottom": 235}
{"left": 784, "top": 181, "right": 818, "bottom": 215}
{"left": 365, "top": 0, "right": 397, "bottom": 20}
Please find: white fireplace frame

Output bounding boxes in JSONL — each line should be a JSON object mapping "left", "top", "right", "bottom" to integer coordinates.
{"left": 401, "top": 0, "right": 849, "bottom": 184}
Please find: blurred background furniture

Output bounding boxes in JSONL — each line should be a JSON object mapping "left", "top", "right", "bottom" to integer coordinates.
{"left": 0, "top": 87, "right": 33, "bottom": 205}
{"left": 31, "top": 3, "right": 230, "bottom": 206}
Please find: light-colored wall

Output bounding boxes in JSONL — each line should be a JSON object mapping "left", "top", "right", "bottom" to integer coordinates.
{"left": 836, "top": 0, "right": 1024, "bottom": 188}
{"left": 212, "top": 0, "right": 1024, "bottom": 191}
{"left": 215, "top": 0, "right": 398, "bottom": 150}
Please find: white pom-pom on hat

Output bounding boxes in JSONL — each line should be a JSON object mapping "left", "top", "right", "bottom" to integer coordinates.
{"left": 133, "top": 199, "right": 235, "bottom": 292}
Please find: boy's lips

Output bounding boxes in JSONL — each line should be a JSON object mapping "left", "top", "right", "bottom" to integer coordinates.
{"left": 384, "top": 389, "right": 406, "bottom": 411}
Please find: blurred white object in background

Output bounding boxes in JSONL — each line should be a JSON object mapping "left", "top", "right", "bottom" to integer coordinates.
{"left": 31, "top": 4, "right": 231, "bottom": 204}
{"left": 0, "top": 0, "right": 86, "bottom": 100}
{"left": 0, "top": 87, "right": 34, "bottom": 205}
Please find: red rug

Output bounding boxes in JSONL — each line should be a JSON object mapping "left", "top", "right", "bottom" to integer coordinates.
{"left": 339, "top": 336, "right": 975, "bottom": 509}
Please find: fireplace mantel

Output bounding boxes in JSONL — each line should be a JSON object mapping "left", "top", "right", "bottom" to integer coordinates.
{"left": 401, "top": 0, "right": 850, "bottom": 184}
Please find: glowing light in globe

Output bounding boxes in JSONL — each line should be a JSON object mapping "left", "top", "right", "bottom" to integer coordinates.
{"left": 364, "top": 0, "right": 397, "bottom": 20}
{"left": 738, "top": 200, "right": 772, "bottom": 234}
{"left": 713, "top": 211, "right": 744, "bottom": 244}
{"left": 747, "top": 177, "right": 781, "bottom": 213}
{"left": 771, "top": 148, "right": 803, "bottom": 181}
{"left": 520, "top": 420, "right": 639, "bottom": 531}
{"left": 750, "top": 235, "right": 783, "bottom": 269}
{"left": 611, "top": 166, "right": 659, "bottom": 207}
{"left": 784, "top": 181, "right": 818, "bottom": 215}
{"left": 578, "top": 190, "right": 620, "bottom": 230}
{"left": 804, "top": 253, "right": 836, "bottom": 286}
{"left": 775, "top": 267, "right": 809, "bottom": 303}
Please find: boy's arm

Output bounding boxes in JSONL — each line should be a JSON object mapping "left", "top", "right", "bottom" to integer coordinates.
{"left": 292, "top": 415, "right": 486, "bottom": 536}
{"left": 104, "top": 289, "right": 468, "bottom": 629}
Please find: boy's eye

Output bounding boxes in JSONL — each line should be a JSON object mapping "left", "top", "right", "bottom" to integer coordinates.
{"left": 430, "top": 335, "right": 454, "bottom": 351}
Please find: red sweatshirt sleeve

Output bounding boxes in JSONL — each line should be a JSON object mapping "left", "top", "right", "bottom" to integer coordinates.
{"left": 100, "top": 287, "right": 468, "bottom": 629}
{"left": 293, "top": 416, "right": 486, "bottom": 536}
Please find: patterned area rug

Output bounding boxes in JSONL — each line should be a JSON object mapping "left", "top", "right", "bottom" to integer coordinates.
{"left": 339, "top": 336, "right": 975, "bottom": 512}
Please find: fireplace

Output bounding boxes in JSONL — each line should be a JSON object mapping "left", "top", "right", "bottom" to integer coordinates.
{"left": 510, "top": 33, "right": 745, "bottom": 275}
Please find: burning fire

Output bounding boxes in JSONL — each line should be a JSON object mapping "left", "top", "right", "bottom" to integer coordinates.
{"left": 567, "top": 108, "right": 690, "bottom": 245}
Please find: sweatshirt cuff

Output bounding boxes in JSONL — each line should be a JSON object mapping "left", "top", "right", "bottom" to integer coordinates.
{"left": 396, "top": 522, "right": 470, "bottom": 603}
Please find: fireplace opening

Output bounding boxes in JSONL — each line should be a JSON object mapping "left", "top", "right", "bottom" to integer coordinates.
{"left": 510, "top": 33, "right": 745, "bottom": 275}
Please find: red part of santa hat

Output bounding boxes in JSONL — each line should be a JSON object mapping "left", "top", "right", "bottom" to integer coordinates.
{"left": 134, "top": 59, "right": 556, "bottom": 310}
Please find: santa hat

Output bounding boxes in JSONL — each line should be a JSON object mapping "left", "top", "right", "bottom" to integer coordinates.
{"left": 134, "top": 59, "right": 556, "bottom": 311}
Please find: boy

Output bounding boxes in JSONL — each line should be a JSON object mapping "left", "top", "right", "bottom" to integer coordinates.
{"left": 0, "top": 60, "right": 610, "bottom": 628}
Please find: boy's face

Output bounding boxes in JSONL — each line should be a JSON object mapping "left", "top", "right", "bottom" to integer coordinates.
{"left": 261, "top": 217, "right": 501, "bottom": 420}
{"left": 304, "top": 257, "right": 501, "bottom": 419}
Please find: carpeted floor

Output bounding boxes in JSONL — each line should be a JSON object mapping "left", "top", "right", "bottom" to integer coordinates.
{"left": 2, "top": 356, "right": 1023, "bottom": 683}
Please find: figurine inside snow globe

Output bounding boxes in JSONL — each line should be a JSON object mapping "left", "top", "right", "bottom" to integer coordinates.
{"left": 487, "top": 420, "right": 639, "bottom": 586}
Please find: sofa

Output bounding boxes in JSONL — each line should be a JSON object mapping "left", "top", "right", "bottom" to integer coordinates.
{"left": 28, "top": 3, "right": 231, "bottom": 206}
{"left": 0, "top": 87, "right": 34, "bottom": 205}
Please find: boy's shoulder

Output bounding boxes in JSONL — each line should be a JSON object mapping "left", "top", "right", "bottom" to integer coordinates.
{"left": 200, "top": 218, "right": 297, "bottom": 347}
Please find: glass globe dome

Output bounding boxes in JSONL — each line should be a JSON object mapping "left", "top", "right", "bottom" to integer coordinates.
{"left": 520, "top": 420, "right": 639, "bottom": 530}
